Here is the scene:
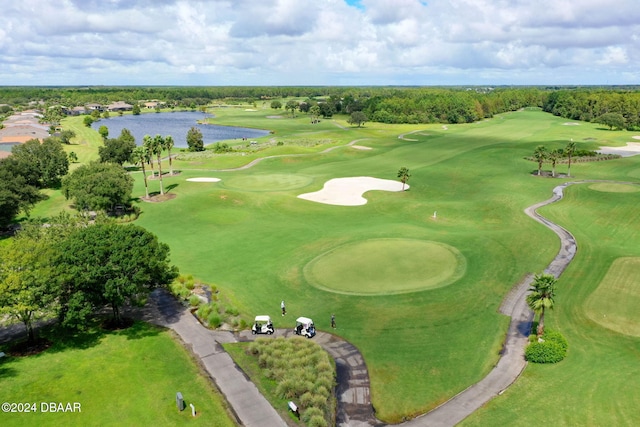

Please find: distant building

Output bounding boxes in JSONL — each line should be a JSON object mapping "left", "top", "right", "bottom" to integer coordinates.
{"left": 107, "top": 101, "right": 133, "bottom": 112}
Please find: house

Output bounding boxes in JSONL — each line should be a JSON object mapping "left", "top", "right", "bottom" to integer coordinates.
{"left": 85, "top": 103, "right": 104, "bottom": 112}
{"left": 107, "top": 101, "right": 133, "bottom": 112}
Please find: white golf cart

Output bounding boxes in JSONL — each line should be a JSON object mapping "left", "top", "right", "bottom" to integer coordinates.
{"left": 251, "top": 315, "right": 274, "bottom": 335}
{"left": 294, "top": 316, "right": 316, "bottom": 338}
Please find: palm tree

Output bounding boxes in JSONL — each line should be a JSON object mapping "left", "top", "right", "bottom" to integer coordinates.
{"left": 397, "top": 167, "right": 411, "bottom": 190}
{"left": 526, "top": 273, "right": 557, "bottom": 337}
{"left": 565, "top": 141, "right": 576, "bottom": 177}
{"left": 533, "top": 145, "right": 547, "bottom": 176}
{"left": 163, "top": 135, "right": 175, "bottom": 175}
{"left": 548, "top": 149, "right": 561, "bottom": 177}
{"left": 143, "top": 135, "right": 155, "bottom": 178}
{"left": 152, "top": 135, "right": 165, "bottom": 195}
{"left": 131, "top": 146, "right": 150, "bottom": 199}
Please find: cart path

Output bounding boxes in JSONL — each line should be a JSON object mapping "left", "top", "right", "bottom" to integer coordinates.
{"left": 3, "top": 181, "right": 633, "bottom": 426}
{"left": 402, "top": 181, "right": 598, "bottom": 426}
{"left": 214, "top": 138, "right": 368, "bottom": 172}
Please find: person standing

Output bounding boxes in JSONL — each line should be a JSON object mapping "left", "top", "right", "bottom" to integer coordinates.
{"left": 281, "top": 300, "right": 286, "bottom": 316}
{"left": 331, "top": 314, "right": 336, "bottom": 329}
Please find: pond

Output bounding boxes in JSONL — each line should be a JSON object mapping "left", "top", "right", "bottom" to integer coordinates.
{"left": 0, "top": 142, "right": 20, "bottom": 152}
{"left": 91, "top": 111, "right": 270, "bottom": 148}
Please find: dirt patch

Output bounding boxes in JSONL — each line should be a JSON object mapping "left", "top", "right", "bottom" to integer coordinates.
{"left": 142, "top": 193, "right": 177, "bottom": 203}
{"left": 7, "top": 338, "right": 52, "bottom": 357}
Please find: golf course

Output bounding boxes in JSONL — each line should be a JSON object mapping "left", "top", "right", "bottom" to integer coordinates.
{"left": 6, "top": 106, "right": 640, "bottom": 425}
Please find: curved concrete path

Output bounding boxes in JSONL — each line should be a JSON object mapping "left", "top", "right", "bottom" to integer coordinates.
{"left": 3, "top": 181, "right": 618, "bottom": 427}
{"left": 402, "top": 182, "right": 579, "bottom": 426}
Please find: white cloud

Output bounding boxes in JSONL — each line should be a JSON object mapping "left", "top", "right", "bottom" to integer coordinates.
{"left": 0, "top": 0, "right": 639, "bottom": 85}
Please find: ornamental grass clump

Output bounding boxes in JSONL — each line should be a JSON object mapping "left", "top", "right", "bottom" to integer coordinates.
{"left": 249, "top": 337, "right": 336, "bottom": 426}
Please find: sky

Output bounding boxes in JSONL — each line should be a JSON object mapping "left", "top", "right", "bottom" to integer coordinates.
{"left": 1, "top": 0, "right": 639, "bottom": 86}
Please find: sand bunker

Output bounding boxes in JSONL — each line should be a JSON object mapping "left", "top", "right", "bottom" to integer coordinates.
{"left": 266, "top": 115, "right": 283, "bottom": 119}
{"left": 298, "top": 177, "right": 408, "bottom": 206}
{"left": 597, "top": 142, "right": 640, "bottom": 157}
{"left": 186, "top": 177, "right": 221, "bottom": 182}
{"left": 352, "top": 145, "right": 372, "bottom": 150}
{"left": 563, "top": 122, "right": 580, "bottom": 126}
{"left": 632, "top": 136, "right": 640, "bottom": 140}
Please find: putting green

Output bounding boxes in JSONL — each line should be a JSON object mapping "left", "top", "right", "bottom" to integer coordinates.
{"left": 588, "top": 183, "right": 640, "bottom": 193}
{"left": 303, "top": 238, "right": 466, "bottom": 295}
{"left": 222, "top": 174, "right": 313, "bottom": 191}
{"left": 585, "top": 257, "right": 640, "bottom": 337}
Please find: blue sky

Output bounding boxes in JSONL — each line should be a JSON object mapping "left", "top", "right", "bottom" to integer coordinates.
{"left": 1, "top": 0, "right": 638, "bottom": 86}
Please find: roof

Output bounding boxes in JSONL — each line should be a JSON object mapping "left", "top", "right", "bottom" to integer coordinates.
{"left": 254, "top": 315, "right": 272, "bottom": 322}
{"left": 296, "top": 317, "right": 313, "bottom": 324}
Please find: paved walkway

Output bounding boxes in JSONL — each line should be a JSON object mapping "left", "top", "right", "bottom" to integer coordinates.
{"left": 401, "top": 182, "right": 578, "bottom": 426}
{"left": 0, "top": 181, "right": 588, "bottom": 427}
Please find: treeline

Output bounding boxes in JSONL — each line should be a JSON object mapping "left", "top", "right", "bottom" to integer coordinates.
{"left": 543, "top": 89, "right": 640, "bottom": 130}
{"left": 2, "top": 85, "right": 640, "bottom": 127}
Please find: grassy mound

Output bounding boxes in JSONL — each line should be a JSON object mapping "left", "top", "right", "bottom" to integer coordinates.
{"left": 304, "top": 238, "right": 466, "bottom": 295}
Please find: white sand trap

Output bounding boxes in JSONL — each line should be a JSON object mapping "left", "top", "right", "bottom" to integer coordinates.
{"left": 632, "top": 136, "right": 640, "bottom": 140}
{"left": 186, "top": 177, "right": 221, "bottom": 182}
{"left": 442, "top": 125, "right": 448, "bottom": 130}
{"left": 266, "top": 115, "right": 283, "bottom": 119}
{"left": 563, "top": 122, "right": 580, "bottom": 126}
{"left": 597, "top": 142, "right": 640, "bottom": 157}
{"left": 298, "top": 177, "right": 409, "bottom": 206}
{"left": 244, "top": 109, "right": 257, "bottom": 112}
{"left": 352, "top": 145, "right": 372, "bottom": 150}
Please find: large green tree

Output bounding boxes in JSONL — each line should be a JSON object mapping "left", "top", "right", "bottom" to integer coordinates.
{"left": 186, "top": 126, "right": 204, "bottom": 152}
{"left": 0, "top": 162, "right": 42, "bottom": 227}
{"left": 62, "top": 161, "right": 133, "bottom": 212}
{"left": 9, "top": 138, "right": 69, "bottom": 188}
{"left": 348, "top": 111, "right": 368, "bottom": 127}
{"left": 0, "top": 224, "right": 56, "bottom": 343}
{"left": 526, "top": 273, "right": 557, "bottom": 337}
{"left": 53, "top": 223, "right": 178, "bottom": 326}
{"left": 595, "top": 112, "right": 625, "bottom": 130}
{"left": 99, "top": 128, "right": 137, "bottom": 165}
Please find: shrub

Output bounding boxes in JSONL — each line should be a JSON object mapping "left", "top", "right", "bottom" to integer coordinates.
{"left": 302, "top": 407, "right": 324, "bottom": 424}
{"left": 525, "top": 329, "right": 568, "bottom": 363}
{"left": 308, "top": 415, "right": 328, "bottom": 427}
{"left": 189, "top": 294, "right": 201, "bottom": 307}
{"left": 185, "top": 280, "right": 195, "bottom": 290}
{"left": 207, "top": 313, "right": 221, "bottom": 328}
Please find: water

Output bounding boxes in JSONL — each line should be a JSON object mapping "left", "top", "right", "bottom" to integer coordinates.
{"left": 0, "top": 142, "right": 19, "bottom": 152}
{"left": 91, "top": 111, "right": 269, "bottom": 148}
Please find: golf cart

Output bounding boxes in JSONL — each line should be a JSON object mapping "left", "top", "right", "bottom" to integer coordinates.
{"left": 251, "top": 315, "right": 274, "bottom": 335}
{"left": 294, "top": 317, "right": 316, "bottom": 338}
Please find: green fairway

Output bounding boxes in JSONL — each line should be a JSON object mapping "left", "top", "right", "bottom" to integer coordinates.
{"left": 0, "top": 323, "right": 235, "bottom": 427}
{"left": 304, "top": 238, "right": 466, "bottom": 295}
{"left": 585, "top": 257, "right": 640, "bottom": 337}
{"left": 30, "top": 106, "right": 640, "bottom": 423}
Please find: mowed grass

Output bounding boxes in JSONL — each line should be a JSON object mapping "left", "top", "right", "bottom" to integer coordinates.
{"left": 0, "top": 322, "right": 236, "bottom": 427}
{"left": 31, "top": 107, "right": 640, "bottom": 422}
{"left": 464, "top": 181, "right": 640, "bottom": 426}
{"left": 303, "top": 238, "right": 466, "bottom": 295}
{"left": 585, "top": 257, "right": 640, "bottom": 337}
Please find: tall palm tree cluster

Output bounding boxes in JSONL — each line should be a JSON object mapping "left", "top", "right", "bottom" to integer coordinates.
{"left": 533, "top": 142, "right": 576, "bottom": 177}
{"left": 130, "top": 134, "right": 175, "bottom": 199}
